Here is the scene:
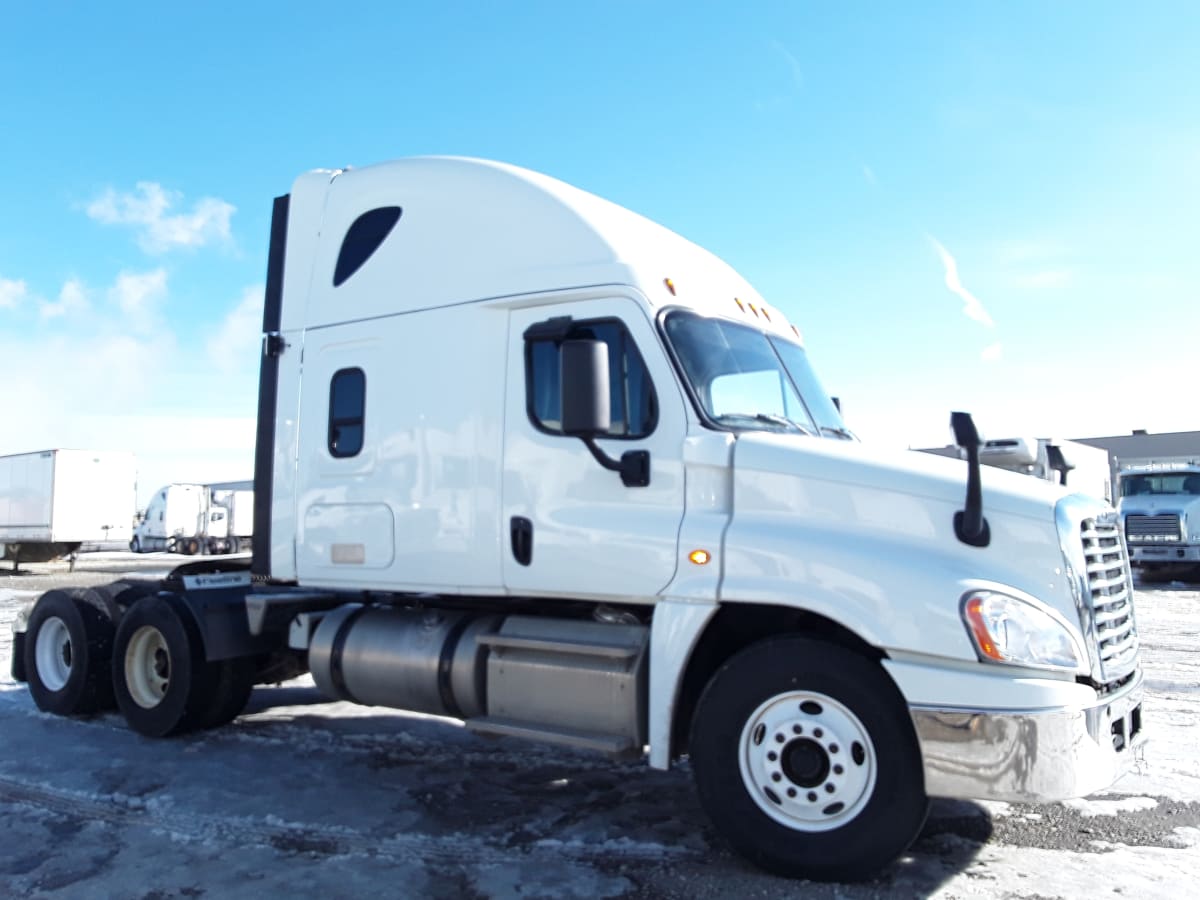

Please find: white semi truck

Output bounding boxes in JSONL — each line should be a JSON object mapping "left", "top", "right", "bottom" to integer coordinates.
{"left": 131, "top": 481, "right": 253, "bottom": 554}
{"left": 1116, "top": 457, "right": 1200, "bottom": 583}
{"left": 10, "top": 158, "right": 1143, "bottom": 881}
{"left": 0, "top": 449, "right": 136, "bottom": 570}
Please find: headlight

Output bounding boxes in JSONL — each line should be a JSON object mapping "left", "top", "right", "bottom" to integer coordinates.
{"left": 961, "top": 591, "right": 1082, "bottom": 672}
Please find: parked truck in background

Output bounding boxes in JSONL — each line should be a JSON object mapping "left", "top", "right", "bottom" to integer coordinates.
{"left": 978, "top": 437, "right": 1112, "bottom": 503}
{"left": 0, "top": 449, "right": 136, "bottom": 569}
{"left": 131, "top": 481, "right": 253, "bottom": 555}
{"left": 1116, "top": 457, "right": 1200, "bottom": 583}
{"left": 9, "top": 157, "right": 1144, "bottom": 881}
{"left": 923, "top": 436, "right": 1112, "bottom": 504}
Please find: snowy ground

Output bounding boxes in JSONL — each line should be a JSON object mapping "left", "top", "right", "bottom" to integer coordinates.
{"left": 1, "top": 555, "right": 1197, "bottom": 899}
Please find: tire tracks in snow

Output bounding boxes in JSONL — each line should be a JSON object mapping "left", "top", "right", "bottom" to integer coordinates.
{"left": 0, "top": 774, "right": 696, "bottom": 866}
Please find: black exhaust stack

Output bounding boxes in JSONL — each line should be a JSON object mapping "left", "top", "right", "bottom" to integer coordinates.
{"left": 252, "top": 194, "right": 290, "bottom": 578}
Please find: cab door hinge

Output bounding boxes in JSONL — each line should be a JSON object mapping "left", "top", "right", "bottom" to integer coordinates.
{"left": 263, "top": 332, "right": 287, "bottom": 358}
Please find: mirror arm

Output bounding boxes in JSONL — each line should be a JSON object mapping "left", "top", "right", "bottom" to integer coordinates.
{"left": 951, "top": 411, "right": 991, "bottom": 547}
{"left": 577, "top": 437, "right": 651, "bottom": 488}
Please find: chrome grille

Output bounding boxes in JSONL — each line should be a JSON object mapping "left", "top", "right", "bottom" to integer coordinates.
{"left": 1124, "top": 514, "right": 1181, "bottom": 541}
{"left": 1081, "top": 517, "right": 1138, "bottom": 681}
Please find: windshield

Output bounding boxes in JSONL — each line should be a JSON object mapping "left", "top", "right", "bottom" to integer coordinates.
{"left": 662, "top": 310, "right": 851, "bottom": 438}
{"left": 1120, "top": 473, "right": 1200, "bottom": 497}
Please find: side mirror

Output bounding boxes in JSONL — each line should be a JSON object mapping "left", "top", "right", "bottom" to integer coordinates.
{"left": 1045, "top": 444, "right": 1074, "bottom": 486}
{"left": 559, "top": 338, "right": 650, "bottom": 488}
{"left": 950, "top": 411, "right": 981, "bottom": 449}
{"left": 950, "top": 411, "right": 990, "bottom": 547}
{"left": 561, "top": 340, "right": 611, "bottom": 435}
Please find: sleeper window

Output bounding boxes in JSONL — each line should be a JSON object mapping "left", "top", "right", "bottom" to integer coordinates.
{"left": 328, "top": 367, "right": 366, "bottom": 457}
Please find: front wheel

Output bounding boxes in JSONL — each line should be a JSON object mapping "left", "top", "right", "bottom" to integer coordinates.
{"left": 689, "top": 637, "right": 928, "bottom": 882}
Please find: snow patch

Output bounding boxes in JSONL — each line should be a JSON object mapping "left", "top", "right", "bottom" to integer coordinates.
{"left": 1062, "top": 796, "right": 1159, "bottom": 817}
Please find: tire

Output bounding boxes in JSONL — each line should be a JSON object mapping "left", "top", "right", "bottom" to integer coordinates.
{"left": 689, "top": 637, "right": 929, "bottom": 882}
{"left": 198, "top": 657, "right": 255, "bottom": 728}
{"left": 1137, "top": 566, "right": 1173, "bottom": 585}
{"left": 112, "top": 595, "right": 212, "bottom": 737}
{"left": 85, "top": 580, "right": 157, "bottom": 618}
{"left": 185, "top": 538, "right": 201, "bottom": 556}
{"left": 23, "top": 590, "right": 116, "bottom": 716}
{"left": 130, "top": 536, "right": 141, "bottom": 553}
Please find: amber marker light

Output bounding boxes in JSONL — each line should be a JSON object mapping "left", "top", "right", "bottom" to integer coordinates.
{"left": 734, "top": 297, "right": 745, "bottom": 312}
{"left": 963, "top": 595, "right": 1004, "bottom": 662}
{"left": 664, "top": 277, "right": 676, "bottom": 296}
{"left": 688, "top": 549, "right": 712, "bottom": 566}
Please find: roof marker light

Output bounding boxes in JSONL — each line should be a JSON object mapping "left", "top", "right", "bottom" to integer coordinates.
{"left": 734, "top": 298, "right": 745, "bottom": 312}
{"left": 761, "top": 307, "right": 771, "bottom": 322}
{"left": 748, "top": 303, "right": 760, "bottom": 317}
{"left": 664, "top": 278, "right": 676, "bottom": 296}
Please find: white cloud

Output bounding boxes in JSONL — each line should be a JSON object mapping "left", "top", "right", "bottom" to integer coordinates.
{"left": 40, "top": 279, "right": 90, "bottom": 319}
{"left": 86, "top": 182, "right": 235, "bottom": 254}
{"left": 929, "top": 237, "right": 995, "bottom": 327}
{"left": 1, "top": 277, "right": 29, "bottom": 309}
{"left": 108, "top": 268, "right": 168, "bottom": 319}
{"left": 981, "top": 341, "right": 1003, "bottom": 362}
{"left": 208, "top": 285, "right": 264, "bottom": 375}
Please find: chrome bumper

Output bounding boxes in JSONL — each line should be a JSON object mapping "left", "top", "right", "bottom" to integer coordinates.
{"left": 911, "top": 668, "right": 1145, "bottom": 802}
{"left": 1129, "top": 544, "right": 1200, "bottom": 563}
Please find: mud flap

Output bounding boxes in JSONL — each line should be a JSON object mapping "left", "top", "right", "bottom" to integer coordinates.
{"left": 11, "top": 631, "right": 26, "bottom": 682}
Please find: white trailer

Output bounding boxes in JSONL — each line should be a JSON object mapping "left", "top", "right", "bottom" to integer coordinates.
{"left": 11, "top": 158, "right": 1143, "bottom": 882}
{"left": 132, "top": 481, "right": 253, "bottom": 554}
{"left": 1116, "top": 456, "right": 1200, "bottom": 583}
{"left": 977, "top": 437, "right": 1112, "bottom": 503}
{"left": 0, "top": 449, "right": 136, "bottom": 568}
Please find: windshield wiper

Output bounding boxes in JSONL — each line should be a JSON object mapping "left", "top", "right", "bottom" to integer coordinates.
{"left": 714, "top": 412, "right": 813, "bottom": 435}
{"left": 819, "top": 425, "right": 855, "bottom": 440}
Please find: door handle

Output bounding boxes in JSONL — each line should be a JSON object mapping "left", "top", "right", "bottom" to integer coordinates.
{"left": 510, "top": 516, "right": 533, "bottom": 566}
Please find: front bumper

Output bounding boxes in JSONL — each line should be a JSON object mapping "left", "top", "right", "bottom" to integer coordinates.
{"left": 1128, "top": 544, "right": 1200, "bottom": 564}
{"left": 910, "top": 668, "right": 1145, "bottom": 802}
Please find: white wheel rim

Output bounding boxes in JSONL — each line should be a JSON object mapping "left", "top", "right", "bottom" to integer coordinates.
{"left": 738, "top": 690, "right": 877, "bottom": 832}
{"left": 34, "top": 616, "right": 73, "bottom": 691}
{"left": 125, "top": 625, "right": 171, "bottom": 709}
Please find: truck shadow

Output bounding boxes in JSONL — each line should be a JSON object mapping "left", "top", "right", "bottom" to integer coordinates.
{"left": 235, "top": 683, "right": 989, "bottom": 894}
{"left": 1135, "top": 577, "right": 1200, "bottom": 591}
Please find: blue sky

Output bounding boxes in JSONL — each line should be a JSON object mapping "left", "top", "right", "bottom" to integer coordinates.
{"left": 1, "top": 2, "right": 1197, "bottom": 504}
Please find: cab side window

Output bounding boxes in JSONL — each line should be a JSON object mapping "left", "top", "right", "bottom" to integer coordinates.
{"left": 526, "top": 319, "right": 657, "bottom": 438}
{"left": 329, "top": 367, "right": 366, "bottom": 457}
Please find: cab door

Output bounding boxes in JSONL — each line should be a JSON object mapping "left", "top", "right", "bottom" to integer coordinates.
{"left": 502, "top": 295, "right": 687, "bottom": 601}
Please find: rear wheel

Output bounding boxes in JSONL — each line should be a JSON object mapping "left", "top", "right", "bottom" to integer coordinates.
{"left": 198, "top": 657, "right": 255, "bottom": 728}
{"left": 24, "top": 590, "right": 115, "bottom": 716}
{"left": 112, "top": 596, "right": 210, "bottom": 737}
{"left": 689, "top": 637, "right": 928, "bottom": 882}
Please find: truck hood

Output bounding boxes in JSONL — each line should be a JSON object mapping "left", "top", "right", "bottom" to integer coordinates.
{"left": 717, "top": 432, "right": 1093, "bottom": 665}
{"left": 1118, "top": 495, "right": 1200, "bottom": 516}
{"left": 732, "top": 432, "right": 1068, "bottom": 522}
